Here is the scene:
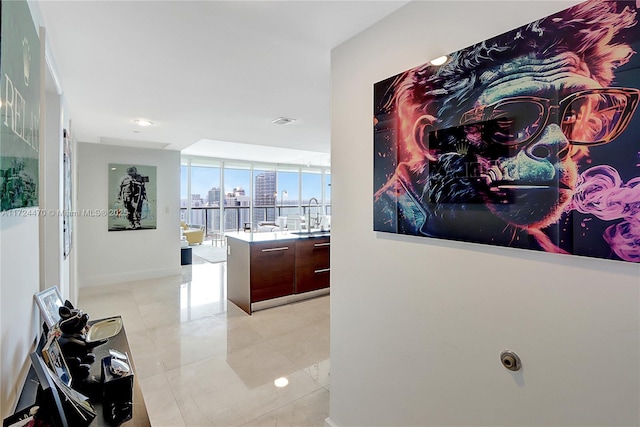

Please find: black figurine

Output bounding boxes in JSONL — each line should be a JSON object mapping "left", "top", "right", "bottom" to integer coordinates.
{"left": 56, "top": 301, "right": 105, "bottom": 396}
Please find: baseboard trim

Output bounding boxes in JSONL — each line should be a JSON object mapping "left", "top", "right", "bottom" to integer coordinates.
{"left": 251, "top": 288, "right": 330, "bottom": 312}
{"left": 325, "top": 417, "right": 339, "bottom": 427}
{"left": 80, "top": 267, "right": 182, "bottom": 287}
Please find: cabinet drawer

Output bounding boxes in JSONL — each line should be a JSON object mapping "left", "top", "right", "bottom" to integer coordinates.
{"left": 251, "top": 242, "right": 295, "bottom": 264}
{"left": 295, "top": 238, "right": 330, "bottom": 267}
{"left": 295, "top": 264, "right": 330, "bottom": 293}
{"left": 250, "top": 242, "right": 295, "bottom": 302}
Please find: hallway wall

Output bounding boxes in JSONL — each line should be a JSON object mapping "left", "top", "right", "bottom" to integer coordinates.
{"left": 1, "top": 1, "right": 49, "bottom": 416}
{"left": 329, "top": 1, "right": 640, "bottom": 425}
{"left": 76, "top": 143, "right": 181, "bottom": 287}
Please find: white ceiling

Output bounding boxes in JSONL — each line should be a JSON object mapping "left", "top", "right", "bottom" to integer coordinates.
{"left": 36, "top": 1, "right": 409, "bottom": 166}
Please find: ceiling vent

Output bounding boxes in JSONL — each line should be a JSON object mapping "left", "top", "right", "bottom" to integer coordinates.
{"left": 271, "top": 117, "right": 296, "bottom": 125}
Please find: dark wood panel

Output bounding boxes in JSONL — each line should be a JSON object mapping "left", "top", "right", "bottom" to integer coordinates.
{"left": 295, "top": 264, "right": 330, "bottom": 293}
{"left": 295, "top": 238, "right": 330, "bottom": 267}
{"left": 295, "top": 238, "right": 330, "bottom": 293}
{"left": 251, "top": 278, "right": 295, "bottom": 301}
{"left": 250, "top": 242, "right": 295, "bottom": 265}
{"left": 250, "top": 242, "right": 295, "bottom": 302}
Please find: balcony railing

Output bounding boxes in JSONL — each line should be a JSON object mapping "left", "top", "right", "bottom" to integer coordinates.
{"left": 180, "top": 204, "right": 331, "bottom": 237}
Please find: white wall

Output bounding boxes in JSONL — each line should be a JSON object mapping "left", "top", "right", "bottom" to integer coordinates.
{"left": 0, "top": 88, "right": 58, "bottom": 406}
{"left": 42, "top": 90, "right": 62, "bottom": 292}
{"left": 76, "top": 143, "right": 181, "bottom": 287}
{"left": 329, "top": 1, "right": 640, "bottom": 426}
{"left": 1, "top": 3, "right": 51, "bottom": 417}
{"left": 29, "top": 0, "right": 76, "bottom": 303}
{"left": 0, "top": 76, "right": 64, "bottom": 423}
{"left": 0, "top": 215, "right": 40, "bottom": 417}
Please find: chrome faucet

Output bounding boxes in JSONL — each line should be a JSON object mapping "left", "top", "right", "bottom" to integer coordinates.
{"left": 307, "top": 197, "right": 320, "bottom": 232}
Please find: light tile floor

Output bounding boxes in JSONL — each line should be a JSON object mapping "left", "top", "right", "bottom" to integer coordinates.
{"left": 78, "top": 260, "right": 330, "bottom": 427}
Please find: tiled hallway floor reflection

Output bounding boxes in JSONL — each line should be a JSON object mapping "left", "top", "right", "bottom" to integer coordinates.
{"left": 78, "top": 261, "right": 330, "bottom": 426}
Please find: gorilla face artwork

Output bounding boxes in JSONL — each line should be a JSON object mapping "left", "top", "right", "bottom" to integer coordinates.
{"left": 374, "top": 0, "right": 640, "bottom": 262}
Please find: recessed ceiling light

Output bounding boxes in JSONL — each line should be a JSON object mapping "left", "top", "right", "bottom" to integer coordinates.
{"left": 133, "top": 119, "right": 153, "bottom": 127}
{"left": 271, "top": 117, "right": 296, "bottom": 125}
{"left": 429, "top": 55, "right": 450, "bottom": 66}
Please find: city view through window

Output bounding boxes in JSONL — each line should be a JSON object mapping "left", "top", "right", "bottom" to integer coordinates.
{"left": 181, "top": 159, "right": 331, "bottom": 236}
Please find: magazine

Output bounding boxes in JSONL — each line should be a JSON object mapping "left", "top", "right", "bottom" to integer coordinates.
{"left": 45, "top": 365, "right": 96, "bottom": 423}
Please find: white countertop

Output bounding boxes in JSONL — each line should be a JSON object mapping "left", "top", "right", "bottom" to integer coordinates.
{"left": 226, "top": 230, "right": 330, "bottom": 243}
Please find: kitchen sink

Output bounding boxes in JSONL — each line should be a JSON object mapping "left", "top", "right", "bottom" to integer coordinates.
{"left": 290, "top": 230, "right": 330, "bottom": 237}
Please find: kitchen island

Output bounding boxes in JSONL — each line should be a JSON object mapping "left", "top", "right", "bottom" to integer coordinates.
{"left": 226, "top": 231, "right": 330, "bottom": 314}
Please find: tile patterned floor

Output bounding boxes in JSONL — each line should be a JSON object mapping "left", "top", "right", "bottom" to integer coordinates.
{"left": 78, "top": 262, "right": 330, "bottom": 426}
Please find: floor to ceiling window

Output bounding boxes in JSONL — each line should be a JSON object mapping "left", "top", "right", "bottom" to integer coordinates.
{"left": 223, "top": 162, "right": 252, "bottom": 232}
{"left": 181, "top": 158, "right": 222, "bottom": 233}
{"left": 277, "top": 165, "right": 300, "bottom": 219}
{"left": 181, "top": 156, "right": 330, "bottom": 236}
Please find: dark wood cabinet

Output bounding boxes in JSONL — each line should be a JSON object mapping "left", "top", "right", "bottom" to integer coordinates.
{"left": 227, "top": 233, "right": 330, "bottom": 314}
{"left": 295, "top": 237, "right": 330, "bottom": 293}
{"left": 250, "top": 241, "right": 295, "bottom": 302}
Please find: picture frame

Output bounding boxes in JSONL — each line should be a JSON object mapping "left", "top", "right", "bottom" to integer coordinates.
{"left": 373, "top": 0, "right": 640, "bottom": 263}
{"left": 28, "top": 352, "right": 71, "bottom": 427}
{"left": 34, "top": 286, "right": 63, "bottom": 328}
{"left": 63, "top": 129, "right": 73, "bottom": 259}
{"left": 108, "top": 163, "right": 157, "bottom": 231}
{"left": 42, "top": 336, "right": 72, "bottom": 387}
{"left": 0, "top": 0, "right": 41, "bottom": 212}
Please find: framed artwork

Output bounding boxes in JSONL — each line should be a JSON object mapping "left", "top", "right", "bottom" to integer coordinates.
{"left": 0, "top": 0, "right": 41, "bottom": 211}
{"left": 63, "top": 129, "right": 73, "bottom": 258}
{"left": 374, "top": 0, "right": 640, "bottom": 263}
{"left": 34, "top": 286, "right": 63, "bottom": 328}
{"left": 108, "top": 163, "right": 157, "bottom": 231}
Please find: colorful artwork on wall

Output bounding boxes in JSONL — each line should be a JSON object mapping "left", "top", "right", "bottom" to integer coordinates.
{"left": 374, "top": 0, "right": 640, "bottom": 263}
{"left": 0, "top": 0, "right": 41, "bottom": 211}
{"left": 108, "top": 164, "right": 157, "bottom": 231}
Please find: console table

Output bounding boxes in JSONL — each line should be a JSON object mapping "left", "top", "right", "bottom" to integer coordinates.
{"left": 10, "top": 316, "right": 150, "bottom": 427}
